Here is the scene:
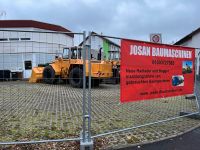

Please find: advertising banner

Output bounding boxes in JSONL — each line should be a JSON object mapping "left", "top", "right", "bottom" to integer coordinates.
{"left": 120, "top": 39, "right": 195, "bottom": 103}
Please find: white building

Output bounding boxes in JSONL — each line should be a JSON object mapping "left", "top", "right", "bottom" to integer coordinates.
{"left": 0, "top": 20, "right": 73, "bottom": 78}
{"left": 80, "top": 32, "right": 120, "bottom": 60}
{"left": 175, "top": 28, "right": 200, "bottom": 79}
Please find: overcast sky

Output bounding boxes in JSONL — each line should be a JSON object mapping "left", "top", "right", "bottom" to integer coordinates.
{"left": 0, "top": 0, "right": 200, "bottom": 44}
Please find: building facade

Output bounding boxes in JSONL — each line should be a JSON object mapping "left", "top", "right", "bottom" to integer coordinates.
{"left": 175, "top": 28, "right": 200, "bottom": 79}
{"left": 0, "top": 20, "right": 73, "bottom": 78}
{"left": 80, "top": 32, "right": 120, "bottom": 60}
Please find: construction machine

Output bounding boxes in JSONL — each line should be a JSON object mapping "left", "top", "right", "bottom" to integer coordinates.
{"left": 108, "top": 51, "right": 120, "bottom": 84}
{"left": 29, "top": 46, "right": 113, "bottom": 88}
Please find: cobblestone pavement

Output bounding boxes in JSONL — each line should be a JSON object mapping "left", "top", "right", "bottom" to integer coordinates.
{"left": 0, "top": 81, "right": 200, "bottom": 149}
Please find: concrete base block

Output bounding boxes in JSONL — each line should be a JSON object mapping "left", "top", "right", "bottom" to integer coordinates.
{"left": 80, "top": 140, "right": 93, "bottom": 150}
{"left": 80, "top": 131, "right": 94, "bottom": 150}
{"left": 185, "top": 94, "right": 196, "bottom": 100}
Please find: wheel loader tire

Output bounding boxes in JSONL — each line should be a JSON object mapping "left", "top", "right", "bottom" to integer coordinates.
{"left": 43, "top": 65, "right": 56, "bottom": 84}
{"left": 69, "top": 67, "right": 83, "bottom": 88}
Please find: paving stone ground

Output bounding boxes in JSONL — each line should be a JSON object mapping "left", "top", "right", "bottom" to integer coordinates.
{"left": 0, "top": 81, "right": 200, "bottom": 149}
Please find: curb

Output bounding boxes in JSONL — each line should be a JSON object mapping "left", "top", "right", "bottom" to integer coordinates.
{"left": 112, "top": 123, "right": 200, "bottom": 150}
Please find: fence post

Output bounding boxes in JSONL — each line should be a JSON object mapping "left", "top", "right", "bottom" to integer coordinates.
{"left": 88, "top": 31, "right": 92, "bottom": 142}
{"left": 80, "top": 31, "right": 93, "bottom": 150}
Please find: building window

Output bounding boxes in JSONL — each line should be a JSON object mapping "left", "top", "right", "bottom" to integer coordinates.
{"left": 21, "top": 38, "right": 31, "bottom": 41}
{"left": 9, "top": 38, "right": 19, "bottom": 41}
{"left": 0, "top": 38, "right": 8, "bottom": 41}
{"left": 24, "top": 61, "right": 32, "bottom": 70}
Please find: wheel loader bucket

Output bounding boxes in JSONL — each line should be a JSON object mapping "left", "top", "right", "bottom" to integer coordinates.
{"left": 29, "top": 67, "right": 44, "bottom": 83}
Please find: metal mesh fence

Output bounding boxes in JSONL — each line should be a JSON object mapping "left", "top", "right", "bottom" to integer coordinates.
{"left": 89, "top": 33, "right": 199, "bottom": 140}
{"left": 0, "top": 30, "right": 199, "bottom": 149}
{"left": 0, "top": 30, "right": 84, "bottom": 143}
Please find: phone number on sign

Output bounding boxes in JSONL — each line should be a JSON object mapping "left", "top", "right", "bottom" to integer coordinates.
{"left": 152, "top": 59, "right": 174, "bottom": 65}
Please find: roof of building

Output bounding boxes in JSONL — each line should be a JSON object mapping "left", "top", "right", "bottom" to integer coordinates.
{"left": 79, "top": 31, "right": 120, "bottom": 48}
{"left": 0, "top": 20, "right": 74, "bottom": 37}
{"left": 174, "top": 27, "right": 200, "bottom": 45}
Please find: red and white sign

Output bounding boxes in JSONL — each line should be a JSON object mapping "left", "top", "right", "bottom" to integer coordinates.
{"left": 150, "top": 34, "right": 162, "bottom": 43}
{"left": 120, "top": 39, "right": 195, "bottom": 103}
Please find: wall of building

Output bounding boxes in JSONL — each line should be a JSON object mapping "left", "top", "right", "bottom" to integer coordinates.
{"left": 0, "top": 27, "right": 73, "bottom": 53}
{"left": 103, "top": 40, "right": 109, "bottom": 59}
{"left": 85, "top": 36, "right": 120, "bottom": 60}
{"left": 177, "top": 33, "right": 200, "bottom": 76}
{"left": 0, "top": 27, "right": 74, "bottom": 78}
{"left": 191, "top": 33, "right": 200, "bottom": 77}
{"left": 191, "top": 33, "right": 200, "bottom": 57}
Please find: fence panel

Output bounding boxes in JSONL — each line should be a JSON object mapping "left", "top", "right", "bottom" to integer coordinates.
{"left": 89, "top": 33, "right": 200, "bottom": 144}
{"left": 0, "top": 30, "right": 84, "bottom": 145}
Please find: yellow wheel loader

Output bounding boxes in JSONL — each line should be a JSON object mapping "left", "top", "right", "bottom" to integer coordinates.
{"left": 29, "top": 47, "right": 113, "bottom": 88}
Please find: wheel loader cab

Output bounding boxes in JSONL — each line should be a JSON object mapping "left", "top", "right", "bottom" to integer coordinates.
{"left": 63, "top": 47, "right": 82, "bottom": 60}
{"left": 109, "top": 51, "right": 120, "bottom": 61}
{"left": 63, "top": 48, "right": 70, "bottom": 59}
